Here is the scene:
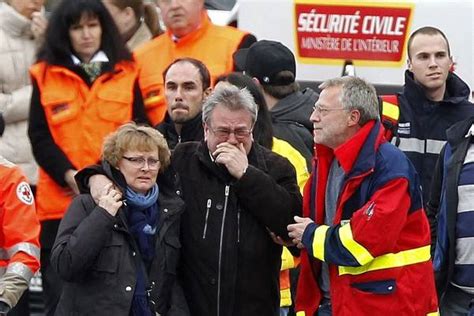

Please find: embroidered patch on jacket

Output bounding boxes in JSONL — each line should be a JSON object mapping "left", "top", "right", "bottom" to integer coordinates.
{"left": 51, "top": 103, "right": 70, "bottom": 115}
{"left": 16, "top": 182, "right": 34, "bottom": 205}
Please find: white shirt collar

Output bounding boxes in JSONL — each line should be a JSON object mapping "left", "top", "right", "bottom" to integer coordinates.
{"left": 71, "top": 51, "right": 109, "bottom": 65}
{"left": 465, "top": 124, "right": 474, "bottom": 138}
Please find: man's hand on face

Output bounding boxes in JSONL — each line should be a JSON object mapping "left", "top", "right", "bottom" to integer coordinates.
{"left": 212, "top": 142, "right": 249, "bottom": 179}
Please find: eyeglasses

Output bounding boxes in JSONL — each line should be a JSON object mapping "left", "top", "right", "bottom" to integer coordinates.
{"left": 313, "top": 104, "right": 346, "bottom": 116}
{"left": 122, "top": 156, "right": 160, "bottom": 169}
{"left": 209, "top": 127, "right": 253, "bottom": 140}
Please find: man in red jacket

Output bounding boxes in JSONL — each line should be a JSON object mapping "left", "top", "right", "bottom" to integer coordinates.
{"left": 288, "top": 76, "right": 438, "bottom": 316}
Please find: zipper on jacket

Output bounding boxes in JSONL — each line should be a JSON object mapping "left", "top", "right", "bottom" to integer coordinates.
{"left": 202, "top": 199, "right": 212, "bottom": 239}
{"left": 217, "top": 184, "right": 230, "bottom": 316}
{"left": 237, "top": 209, "right": 241, "bottom": 243}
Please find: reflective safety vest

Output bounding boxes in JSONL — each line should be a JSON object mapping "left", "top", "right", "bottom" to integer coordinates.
{"left": 0, "top": 157, "right": 40, "bottom": 305}
{"left": 272, "top": 137, "right": 307, "bottom": 308}
{"left": 134, "top": 11, "right": 249, "bottom": 125}
{"left": 30, "top": 61, "right": 138, "bottom": 221}
{"left": 379, "top": 94, "right": 400, "bottom": 143}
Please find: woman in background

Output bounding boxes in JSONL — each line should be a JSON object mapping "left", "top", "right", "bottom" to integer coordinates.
{"left": 102, "top": 0, "right": 162, "bottom": 51}
{"left": 28, "top": 0, "right": 147, "bottom": 314}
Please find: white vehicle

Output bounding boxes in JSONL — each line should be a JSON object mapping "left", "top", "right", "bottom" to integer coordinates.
{"left": 236, "top": 0, "right": 474, "bottom": 96}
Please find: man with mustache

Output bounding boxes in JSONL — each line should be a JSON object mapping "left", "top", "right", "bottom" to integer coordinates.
{"left": 156, "top": 58, "right": 212, "bottom": 149}
{"left": 387, "top": 27, "right": 474, "bottom": 212}
{"left": 135, "top": 0, "right": 256, "bottom": 125}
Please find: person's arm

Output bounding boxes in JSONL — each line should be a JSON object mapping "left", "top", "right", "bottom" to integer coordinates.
{"left": 0, "top": 166, "right": 40, "bottom": 310}
{"left": 294, "top": 178, "right": 425, "bottom": 267}
{"left": 50, "top": 191, "right": 122, "bottom": 282}
{"left": 234, "top": 151, "right": 302, "bottom": 240}
{"left": 0, "top": 85, "right": 33, "bottom": 125}
{"left": 27, "top": 79, "right": 76, "bottom": 186}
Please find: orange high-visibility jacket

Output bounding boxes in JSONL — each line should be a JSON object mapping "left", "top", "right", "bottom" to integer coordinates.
{"left": 30, "top": 61, "right": 138, "bottom": 221}
{"left": 134, "top": 11, "right": 249, "bottom": 125}
{"left": 0, "top": 157, "right": 40, "bottom": 298}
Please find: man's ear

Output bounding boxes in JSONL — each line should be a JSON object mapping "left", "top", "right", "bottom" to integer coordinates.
{"left": 203, "top": 87, "right": 212, "bottom": 98}
{"left": 203, "top": 122, "right": 209, "bottom": 141}
{"left": 347, "top": 109, "right": 361, "bottom": 127}
{"left": 407, "top": 58, "right": 413, "bottom": 72}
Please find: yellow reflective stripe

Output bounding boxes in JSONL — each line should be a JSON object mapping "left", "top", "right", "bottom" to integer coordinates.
{"left": 312, "top": 225, "right": 330, "bottom": 261}
{"left": 338, "top": 245, "right": 431, "bottom": 276}
{"left": 382, "top": 101, "right": 400, "bottom": 120}
{"left": 281, "top": 247, "right": 295, "bottom": 270}
{"left": 339, "top": 223, "right": 374, "bottom": 265}
{"left": 280, "top": 287, "right": 292, "bottom": 307}
{"left": 427, "top": 310, "right": 439, "bottom": 316}
{"left": 296, "top": 312, "right": 306, "bottom": 316}
{"left": 144, "top": 95, "right": 164, "bottom": 107}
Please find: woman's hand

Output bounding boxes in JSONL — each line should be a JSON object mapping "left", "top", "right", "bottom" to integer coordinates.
{"left": 97, "top": 183, "right": 122, "bottom": 216}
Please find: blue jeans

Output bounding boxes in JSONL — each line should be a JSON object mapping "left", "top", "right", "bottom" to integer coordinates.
{"left": 440, "top": 284, "right": 473, "bottom": 316}
{"left": 317, "top": 298, "right": 332, "bottom": 316}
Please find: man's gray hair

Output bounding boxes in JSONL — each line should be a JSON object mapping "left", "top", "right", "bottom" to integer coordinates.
{"left": 319, "top": 76, "right": 379, "bottom": 125}
{"left": 202, "top": 84, "right": 258, "bottom": 125}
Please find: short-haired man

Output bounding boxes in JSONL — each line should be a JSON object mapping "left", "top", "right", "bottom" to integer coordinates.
{"left": 234, "top": 40, "right": 318, "bottom": 169}
{"left": 172, "top": 85, "right": 302, "bottom": 315}
{"left": 135, "top": 0, "right": 256, "bottom": 125}
{"left": 395, "top": 26, "right": 474, "bottom": 206}
{"left": 288, "top": 77, "right": 438, "bottom": 315}
{"left": 156, "top": 58, "right": 212, "bottom": 149}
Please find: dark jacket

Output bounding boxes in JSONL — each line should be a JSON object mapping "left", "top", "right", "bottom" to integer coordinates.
{"left": 172, "top": 141, "right": 302, "bottom": 316}
{"left": 428, "top": 116, "right": 474, "bottom": 301}
{"left": 155, "top": 113, "right": 203, "bottom": 150}
{"left": 271, "top": 88, "right": 318, "bottom": 169}
{"left": 397, "top": 70, "right": 474, "bottom": 203}
{"left": 51, "top": 162, "right": 187, "bottom": 316}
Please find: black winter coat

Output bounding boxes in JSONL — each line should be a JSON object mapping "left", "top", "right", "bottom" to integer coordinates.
{"left": 51, "top": 163, "right": 187, "bottom": 315}
{"left": 172, "top": 141, "right": 302, "bottom": 316}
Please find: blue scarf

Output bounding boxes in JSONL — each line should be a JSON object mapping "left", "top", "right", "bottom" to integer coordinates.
{"left": 125, "top": 184, "right": 159, "bottom": 316}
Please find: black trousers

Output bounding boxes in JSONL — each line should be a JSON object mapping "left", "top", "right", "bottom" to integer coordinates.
{"left": 40, "top": 220, "right": 63, "bottom": 316}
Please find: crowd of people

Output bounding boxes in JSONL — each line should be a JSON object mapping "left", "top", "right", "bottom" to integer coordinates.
{"left": 0, "top": 0, "right": 473, "bottom": 315}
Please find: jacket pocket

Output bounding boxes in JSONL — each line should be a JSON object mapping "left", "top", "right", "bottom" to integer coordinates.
{"left": 96, "top": 89, "right": 133, "bottom": 123}
{"left": 42, "top": 92, "right": 79, "bottom": 126}
{"left": 351, "top": 279, "right": 396, "bottom": 295}
{"left": 164, "top": 235, "right": 181, "bottom": 274}
{"left": 92, "top": 235, "right": 123, "bottom": 273}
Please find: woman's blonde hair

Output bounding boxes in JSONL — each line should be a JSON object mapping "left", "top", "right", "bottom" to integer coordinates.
{"left": 102, "top": 122, "right": 170, "bottom": 173}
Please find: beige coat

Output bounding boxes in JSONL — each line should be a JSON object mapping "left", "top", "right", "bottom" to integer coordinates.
{"left": 127, "top": 21, "right": 153, "bottom": 51}
{"left": 0, "top": 2, "right": 39, "bottom": 184}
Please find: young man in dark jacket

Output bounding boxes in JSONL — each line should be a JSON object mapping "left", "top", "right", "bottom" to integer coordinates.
{"left": 172, "top": 84, "right": 302, "bottom": 315}
{"left": 395, "top": 26, "right": 474, "bottom": 204}
{"left": 427, "top": 116, "right": 474, "bottom": 315}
